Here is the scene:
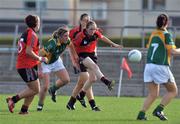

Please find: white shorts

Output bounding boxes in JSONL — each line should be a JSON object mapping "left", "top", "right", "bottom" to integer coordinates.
{"left": 41, "top": 57, "right": 65, "bottom": 73}
{"left": 144, "top": 63, "right": 175, "bottom": 84}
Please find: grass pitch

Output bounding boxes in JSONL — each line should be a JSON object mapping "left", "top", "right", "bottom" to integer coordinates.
{"left": 0, "top": 95, "right": 179, "bottom": 124}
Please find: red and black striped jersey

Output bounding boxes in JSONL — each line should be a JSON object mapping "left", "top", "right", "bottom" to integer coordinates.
{"left": 16, "top": 28, "right": 40, "bottom": 69}
{"left": 73, "top": 29, "right": 103, "bottom": 54}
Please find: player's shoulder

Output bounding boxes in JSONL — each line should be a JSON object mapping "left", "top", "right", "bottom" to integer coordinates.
{"left": 27, "top": 28, "right": 36, "bottom": 36}
{"left": 70, "top": 26, "right": 80, "bottom": 33}
{"left": 94, "top": 30, "right": 103, "bottom": 38}
{"left": 44, "top": 38, "right": 56, "bottom": 46}
{"left": 164, "top": 31, "right": 171, "bottom": 36}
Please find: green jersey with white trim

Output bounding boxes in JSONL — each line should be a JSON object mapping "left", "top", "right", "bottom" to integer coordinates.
{"left": 43, "top": 38, "right": 70, "bottom": 64}
{"left": 146, "top": 29, "right": 176, "bottom": 65}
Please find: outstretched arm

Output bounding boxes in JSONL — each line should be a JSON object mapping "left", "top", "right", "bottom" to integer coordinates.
{"left": 171, "top": 48, "right": 180, "bottom": 54}
{"left": 101, "top": 36, "right": 123, "bottom": 49}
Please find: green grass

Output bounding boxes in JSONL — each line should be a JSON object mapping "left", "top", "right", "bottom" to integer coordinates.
{"left": 0, "top": 95, "right": 180, "bottom": 124}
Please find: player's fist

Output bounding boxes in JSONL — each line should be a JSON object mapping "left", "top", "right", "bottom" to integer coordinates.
{"left": 39, "top": 57, "right": 48, "bottom": 63}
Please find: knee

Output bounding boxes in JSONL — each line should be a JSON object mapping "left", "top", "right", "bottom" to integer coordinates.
{"left": 89, "top": 76, "right": 97, "bottom": 83}
{"left": 63, "top": 78, "right": 70, "bottom": 85}
{"left": 172, "top": 87, "right": 178, "bottom": 97}
{"left": 34, "top": 87, "right": 40, "bottom": 95}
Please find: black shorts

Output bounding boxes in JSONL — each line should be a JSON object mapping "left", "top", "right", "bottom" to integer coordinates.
{"left": 17, "top": 65, "right": 38, "bottom": 83}
{"left": 78, "top": 52, "right": 97, "bottom": 72}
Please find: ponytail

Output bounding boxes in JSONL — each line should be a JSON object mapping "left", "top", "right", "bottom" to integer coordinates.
{"left": 156, "top": 14, "right": 168, "bottom": 29}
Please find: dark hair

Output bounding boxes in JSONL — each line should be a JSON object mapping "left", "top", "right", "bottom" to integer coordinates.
{"left": 52, "top": 26, "right": 69, "bottom": 39}
{"left": 156, "top": 14, "right": 168, "bottom": 29}
{"left": 25, "top": 15, "right": 38, "bottom": 28}
{"left": 86, "top": 20, "right": 96, "bottom": 29}
{"left": 80, "top": 13, "right": 89, "bottom": 21}
{"left": 79, "top": 13, "right": 91, "bottom": 30}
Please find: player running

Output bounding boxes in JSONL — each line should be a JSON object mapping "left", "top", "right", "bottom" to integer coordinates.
{"left": 36, "top": 26, "right": 78, "bottom": 111}
{"left": 6, "top": 15, "right": 48, "bottom": 114}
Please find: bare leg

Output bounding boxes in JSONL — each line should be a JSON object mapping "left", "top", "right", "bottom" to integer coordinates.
{"left": 151, "top": 82, "right": 177, "bottom": 121}
{"left": 160, "top": 82, "right": 178, "bottom": 106}
{"left": 82, "top": 57, "right": 113, "bottom": 90}
{"left": 38, "top": 73, "right": 50, "bottom": 105}
{"left": 55, "top": 69, "right": 70, "bottom": 88}
{"left": 19, "top": 80, "right": 40, "bottom": 114}
{"left": 82, "top": 57, "right": 104, "bottom": 79}
{"left": 137, "top": 82, "right": 159, "bottom": 120}
{"left": 82, "top": 69, "right": 97, "bottom": 91}
{"left": 71, "top": 72, "right": 89, "bottom": 97}
{"left": 141, "top": 82, "right": 159, "bottom": 111}
{"left": 18, "top": 80, "right": 40, "bottom": 99}
{"left": 86, "top": 86, "right": 94, "bottom": 100}
{"left": 48, "top": 69, "right": 70, "bottom": 102}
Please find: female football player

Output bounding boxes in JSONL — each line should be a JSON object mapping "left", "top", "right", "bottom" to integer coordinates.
{"left": 6, "top": 15, "right": 48, "bottom": 114}
{"left": 37, "top": 26, "right": 78, "bottom": 111}
{"left": 69, "top": 13, "right": 101, "bottom": 111}
{"left": 137, "top": 14, "right": 180, "bottom": 121}
{"left": 67, "top": 20, "right": 122, "bottom": 110}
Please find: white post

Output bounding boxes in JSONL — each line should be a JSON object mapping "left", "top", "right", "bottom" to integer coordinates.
{"left": 117, "top": 69, "right": 123, "bottom": 97}
{"left": 9, "top": 24, "right": 18, "bottom": 70}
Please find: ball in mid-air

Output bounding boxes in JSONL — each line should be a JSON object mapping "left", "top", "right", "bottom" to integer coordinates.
{"left": 128, "top": 49, "right": 142, "bottom": 62}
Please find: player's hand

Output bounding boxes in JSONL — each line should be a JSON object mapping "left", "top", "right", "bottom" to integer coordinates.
{"left": 39, "top": 57, "right": 48, "bottom": 63}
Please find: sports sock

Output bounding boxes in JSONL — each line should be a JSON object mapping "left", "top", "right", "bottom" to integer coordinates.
{"left": 79, "top": 90, "right": 86, "bottom": 99}
{"left": 89, "top": 99, "right": 96, "bottom": 108}
{"left": 100, "top": 76, "right": 111, "bottom": 86}
{"left": 154, "top": 104, "right": 164, "bottom": 112}
{"left": 68, "top": 96, "right": 76, "bottom": 106}
{"left": 20, "top": 105, "right": 28, "bottom": 112}
{"left": 12, "top": 95, "right": 20, "bottom": 103}
{"left": 137, "top": 111, "right": 146, "bottom": 118}
{"left": 51, "top": 84, "right": 59, "bottom": 92}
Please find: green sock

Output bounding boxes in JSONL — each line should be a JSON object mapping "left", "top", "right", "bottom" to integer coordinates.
{"left": 137, "top": 111, "right": 146, "bottom": 119}
{"left": 155, "top": 104, "right": 164, "bottom": 112}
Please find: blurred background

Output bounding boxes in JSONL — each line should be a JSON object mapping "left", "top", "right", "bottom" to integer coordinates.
{"left": 0, "top": 0, "right": 180, "bottom": 97}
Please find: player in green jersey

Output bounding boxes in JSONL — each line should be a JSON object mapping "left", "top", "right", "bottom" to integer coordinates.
{"left": 37, "top": 26, "right": 78, "bottom": 111}
{"left": 137, "top": 14, "right": 180, "bottom": 121}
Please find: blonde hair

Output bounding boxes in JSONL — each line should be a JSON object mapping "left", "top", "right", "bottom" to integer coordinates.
{"left": 52, "top": 25, "right": 69, "bottom": 39}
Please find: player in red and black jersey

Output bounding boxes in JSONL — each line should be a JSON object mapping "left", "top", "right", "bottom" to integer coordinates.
{"left": 6, "top": 15, "right": 48, "bottom": 114}
{"left": 69, "top": 13, "right": 101, "bottom": 111}
{"left": 67, "top": 20, "right": 123, "bottom": 110}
